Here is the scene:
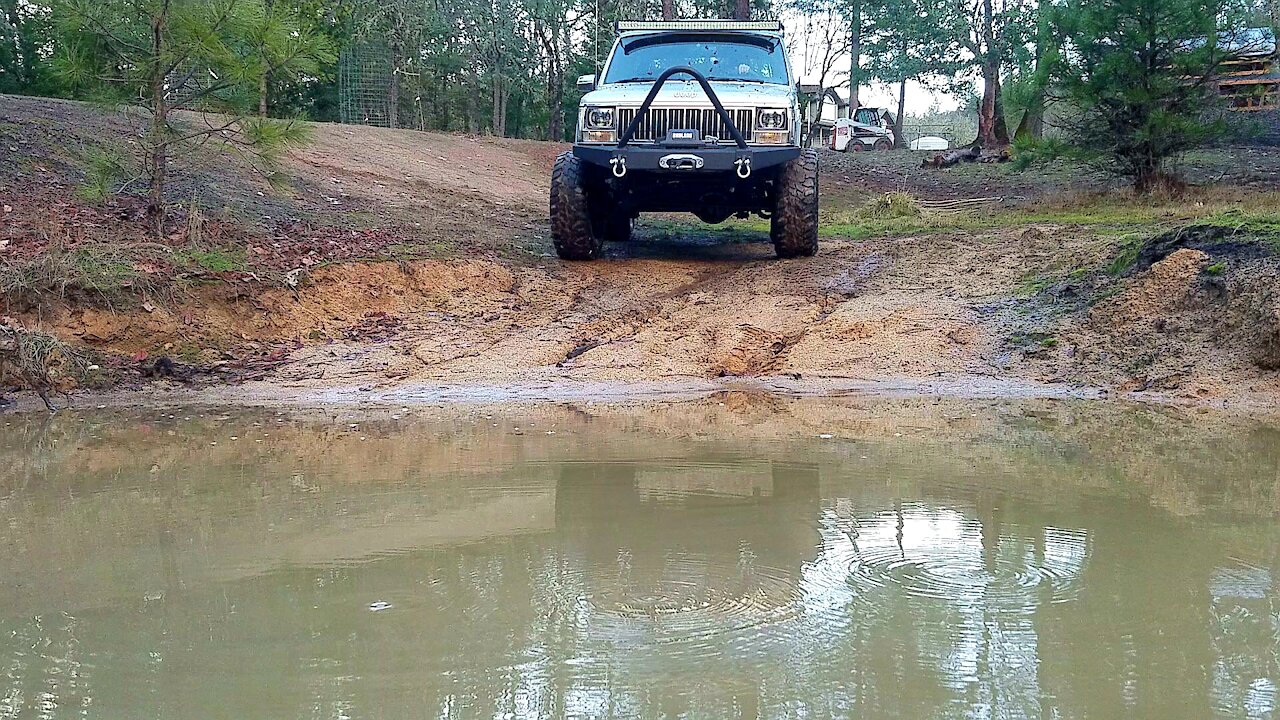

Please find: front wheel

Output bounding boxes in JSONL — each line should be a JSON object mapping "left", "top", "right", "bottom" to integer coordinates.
{"left": 770, "top": 149, "right": 819, "bottom": 259}
{"left": 550, "top": 152, "right": 604, "bottom": 261}
{"left": 873, "top": 138, "right": 893, "bottom": 151}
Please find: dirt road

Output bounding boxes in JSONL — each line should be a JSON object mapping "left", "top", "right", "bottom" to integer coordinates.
{"left": 179, "top": 129, "right": 1042, "bottom": 398}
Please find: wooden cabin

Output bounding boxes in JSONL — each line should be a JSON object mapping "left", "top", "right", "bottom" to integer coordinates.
{"left": 1214, "top": 27, "right": 1278, "bottom": 112}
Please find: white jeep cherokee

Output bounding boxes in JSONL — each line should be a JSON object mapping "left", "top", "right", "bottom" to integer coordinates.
{"left": 550, "top": 20, "right": 819, "bottom": 260}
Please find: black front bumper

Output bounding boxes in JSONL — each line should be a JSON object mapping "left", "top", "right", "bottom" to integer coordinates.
{"left": 574, "top": 143, "right": 800, "bottom": 175}
{"left": 576, "top": 65, "right": 800, "bottom": 180}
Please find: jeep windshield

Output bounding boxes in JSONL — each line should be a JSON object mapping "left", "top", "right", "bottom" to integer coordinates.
{"left": 604, "top": 34, "right": 788, "bottom": 85}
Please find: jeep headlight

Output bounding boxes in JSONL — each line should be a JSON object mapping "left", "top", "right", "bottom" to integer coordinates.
{"left": 756, "top": 108, "right": 788, "bottom": 130}
{"left": 585, "top": 106, "right": 615, "bottom": 130}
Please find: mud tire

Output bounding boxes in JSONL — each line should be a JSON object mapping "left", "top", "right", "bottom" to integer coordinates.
{"left": 873, "top": 138, "right": 893, "bottom": 151}
{"left": 550, "top": 152, "right": 604, "bottom": 261}
{"left": 770, "top": 149, "right": 819, "bottom": 259}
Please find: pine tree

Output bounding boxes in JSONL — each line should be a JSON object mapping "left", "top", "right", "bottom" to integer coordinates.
{"left": 1057, "top": 0, "right": 1261, "bottom": 190}
{"left": 53, "top": 0, "right": 334, "bottom": 228}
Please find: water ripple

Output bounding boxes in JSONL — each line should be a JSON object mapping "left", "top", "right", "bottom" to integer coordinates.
{"left": 843, "top": 507, "right": 1088, "bottom": 612}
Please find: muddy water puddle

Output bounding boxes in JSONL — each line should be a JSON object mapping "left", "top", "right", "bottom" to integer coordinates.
{"left": 1, "top": 396, "right": 1279, "bottom": 718}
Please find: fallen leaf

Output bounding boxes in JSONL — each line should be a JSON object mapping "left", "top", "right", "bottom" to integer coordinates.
{"left": 142, "top": 302, "right": 156, "bottom": 313}
{"left": 2, "top": 205, "right": 11, "bottom": 213}
{"left": 132, "top": 351, "right": 149, "bottom": 363}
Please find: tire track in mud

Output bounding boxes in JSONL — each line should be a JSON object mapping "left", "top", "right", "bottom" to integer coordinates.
{"left": 554, "top": 266, "right": 741, "bottom": 372}
{"left": 264, "top": 232, "right": 995, "bottom": 389}
{"left": 553, "top": 263, "right": 727, "bottom": 365}
{"left": 559, "top": 244, "right": 878, "bottom": 379}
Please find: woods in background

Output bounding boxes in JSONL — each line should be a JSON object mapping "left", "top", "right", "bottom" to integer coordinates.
{"left": 1, "top": 0, "right": 1277, "bottom": 192}
{"left": 0, "top": 0, "right": 1074, "bottom": 144}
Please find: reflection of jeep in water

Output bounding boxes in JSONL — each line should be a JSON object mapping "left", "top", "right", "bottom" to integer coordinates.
{"left": 550, "top": 20, "right": 819, "bottom": 261}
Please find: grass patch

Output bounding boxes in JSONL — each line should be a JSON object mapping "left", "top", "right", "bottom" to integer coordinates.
{"left": 1010, "top": 136, "right": 1075, "bottom": 171}
{"left": 75, "top": 145, "right": 130, "bottom": 203}
{"left": 859, "top": 192, "right": 923, "bottom": 220}
{"left": 181, "top": 247, "right": 245, "bottom": 273}
{"left": 1008, "top": 331, "right": 1058, "bottom": 348}
{"left": 1200, "top": 208, "right": 1280, "bottom": 249}
{"left": 1017, "top": 273, "right": 1055, "bottom": 297}
{"left": 0, "top": 239, "right": 170, "bottom": 302}
{"left": 820, "top": 188, "right": 1280, "bottom": 241}
{"left": 818, "top": 200, "right": 1168, "bottom": 240}
{"left": 344, "top": 210, "right": 382, "bottom": 227}
{"left": 815, "top": 214, "right": 961, "bottom": 240}
{"left": 641, "top": 217, "right": 757, "bottom": 241}
{"left": 382, "top": 240, "right": 457, "bottom": 260}
{"left": 1106, "top": 234, "right": 1148, "bottom": 276}
{"left": 1205, "top": 261, "right": 1227, "bottom": 275}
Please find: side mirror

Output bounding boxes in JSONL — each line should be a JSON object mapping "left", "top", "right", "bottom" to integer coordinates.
{"left": 577, "top": 74, "right": 597, "bottom": 92}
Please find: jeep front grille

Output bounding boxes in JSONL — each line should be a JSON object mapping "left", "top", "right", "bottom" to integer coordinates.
{"left": 617, "top": 107, "right": 755, "bottom": 143}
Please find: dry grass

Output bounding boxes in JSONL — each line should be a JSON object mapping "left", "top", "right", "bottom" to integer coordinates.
{"left": 859, "top": 192, "right": 923, "bottom": 220}
{"left": 0, "top": 322, "right": 88, "bottom": 411}
{"left": 0, "top": 231, "right": 172, "bottom": 307}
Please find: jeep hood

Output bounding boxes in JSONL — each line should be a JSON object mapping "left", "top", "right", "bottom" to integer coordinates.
{"left": 582, "top": 80, "right": 793, "bottom": 107}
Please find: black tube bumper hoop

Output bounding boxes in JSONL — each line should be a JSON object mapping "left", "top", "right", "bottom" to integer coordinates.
{"left": 575, "top": 65, "right": 799, "bottom": 177}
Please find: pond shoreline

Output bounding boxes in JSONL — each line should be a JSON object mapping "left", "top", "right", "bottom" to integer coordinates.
{"left": 7, "top": 371, "right": 1279, "bottom": 417}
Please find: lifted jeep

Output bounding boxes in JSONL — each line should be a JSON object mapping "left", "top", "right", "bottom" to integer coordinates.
{"left": 550, "top": 20, "right": 819, "bottom": 261}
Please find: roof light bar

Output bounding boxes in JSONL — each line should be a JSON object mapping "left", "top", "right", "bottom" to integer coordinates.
{"left": 616, "top": 20, "right": 784, "bottom": 33}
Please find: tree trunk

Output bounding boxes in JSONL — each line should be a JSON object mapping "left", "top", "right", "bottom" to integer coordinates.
{"left": 733, "top": 0, "right": 750, "bottom": 20}
{"left": 1014, "top": 95, "right": 1044, "bottom": 142}
{"left": 976, "top": 59, "right": 1009, "bottom": 149}
{"left": 466, "top": 73, "right": 479, "bottom": 134}
{"left": 547, "top": 67, "right": 564, "bottom": 140}
{"left": 848, "top": 0, "right": 861, "bottom": 110}
{"left": 259, "top": 0, "right": 274, "bottom": 116}
{"left": 662, "top": 0, "right": 675, "bottom": 20}
{"left": 388, "top": 41, "right": 401, "bottom": 129}
{"left": 499, "top": 83, "right": 509, "bottom": 137}
{"left": 492, "top": 74, "right": 502, "bottom": 136}
{"left": 993, "top": 74, "right": 1010, "bottom": 143}
{"left": 1133, "top": 153, "right": 1165, "bottom": 193}
{"left": 1026, "top": 97, "right": 1045, "bottom": 139}
{"left": 893, "top": 78, "right": 907, "bottom": 147}
{"left": 974, "top": 0, "right": 1009, "bottom": 149}
{"left": 148, "top": 2, "right": 171, "bottom": 232}
{"left": 435, "top": 74, "right": 449, "bottom": 130}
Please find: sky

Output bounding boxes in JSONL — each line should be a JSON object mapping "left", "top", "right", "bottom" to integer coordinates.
{"left": 780, "top": 12, "right": 963, "bottom": 115}
{"left": 852, "top": 80, "right": 961, "bottom": 115}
